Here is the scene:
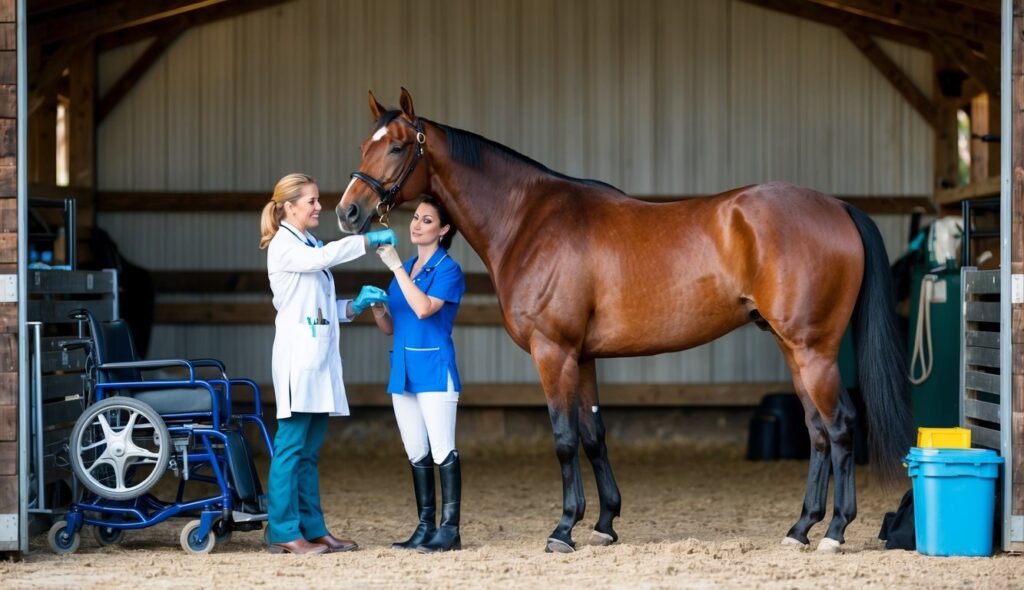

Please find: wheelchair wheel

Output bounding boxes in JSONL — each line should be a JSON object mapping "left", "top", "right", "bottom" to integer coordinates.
{"left": 214, "top": 519, "right": 233, "bottom": 546}
{"left": 47, "top": 520, "right": 81, "bottom": 555}
{"left": 92, "top": 524, "right": 124, "bottom": 546}
{"left": 70, "top": 397, "right": 170, "bottom": 501}
{"left": 180, "top": 520, "right": 216, "bottom": 554}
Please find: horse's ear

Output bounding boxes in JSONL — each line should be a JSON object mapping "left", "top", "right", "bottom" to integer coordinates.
{"left": 368, "top": 91, "right": 385, "bottom": 121}
{"left": 399, "top": 87, "right": 416, "bottom": 121}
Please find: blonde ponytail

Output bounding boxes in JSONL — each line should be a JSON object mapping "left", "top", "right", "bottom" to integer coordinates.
{"left": 259, "top": 173, "right": 317, "bottom": 249}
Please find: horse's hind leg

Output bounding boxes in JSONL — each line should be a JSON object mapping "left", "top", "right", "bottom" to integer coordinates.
{"left": 532, "top": 337, "right": 586, "bottom": 553}
{"left": 790, "top": 348, "right": 858, "bottom": 553}
{"left": 577, "top": 358, "right": 621, "bottom": 545}
{"left": 784, "top": 408, "right": 832, "bottom": 547}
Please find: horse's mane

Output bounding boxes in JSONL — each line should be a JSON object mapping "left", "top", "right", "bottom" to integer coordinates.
{"left": 417, "top": 115, "right": 624, "bottom": 194}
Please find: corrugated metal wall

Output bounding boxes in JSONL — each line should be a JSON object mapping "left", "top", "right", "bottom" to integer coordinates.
{"left": 93, "top": 0, "right": 934, "bottom": 386}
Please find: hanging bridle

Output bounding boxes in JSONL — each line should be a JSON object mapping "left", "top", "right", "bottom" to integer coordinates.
{"left": 349, "top": 118, "right": 426, "bottom": 228}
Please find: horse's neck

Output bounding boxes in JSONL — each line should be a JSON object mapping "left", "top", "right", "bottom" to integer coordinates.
{"left": 427, "top": 144, "right": 542, "bottom": 278}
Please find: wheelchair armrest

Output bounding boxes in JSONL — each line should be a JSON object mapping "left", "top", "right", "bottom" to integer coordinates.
{"left": 189, "top": 358, "right": 229, "bottom": 381}
{"left": 98, "top": 359, "right": 196, "bottom": 382}
{"left": 56, "top": 338, "right": 92, "bottom": 352}
{"left": 228, "top": 379, "right": 264, "bottom": 418}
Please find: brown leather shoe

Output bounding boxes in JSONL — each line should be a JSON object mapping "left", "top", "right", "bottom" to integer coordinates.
{"left": 268, "top": 538, "right": 329, "bottom": 555}
{"left": 310, "top": 534, "right": 358, "bottom": 553}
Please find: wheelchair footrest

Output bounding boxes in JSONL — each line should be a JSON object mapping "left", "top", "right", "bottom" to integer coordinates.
{"left": 232, "top": 509, "right": 267, "bottom": 523}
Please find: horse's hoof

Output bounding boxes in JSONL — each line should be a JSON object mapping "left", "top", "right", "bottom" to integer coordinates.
{"left": 781, "top": 536, "right": 807, "bottom": 549}
{"left": 816, "top": 537, "right": 842, "bottom": 553}
{"left": 589, "top": 531, "right": 616, "bottom": 546}
{"left": 545, "top": 538, "right": 575, "bottom": 553}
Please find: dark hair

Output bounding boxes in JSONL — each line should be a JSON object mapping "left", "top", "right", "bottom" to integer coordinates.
{"left": 419, "top": 195, "right": 458, "bottom": 250}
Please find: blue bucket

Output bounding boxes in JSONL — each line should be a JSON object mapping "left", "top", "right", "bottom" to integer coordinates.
{"left": 905, "top": 447, "right": 1003, "bottom": 557}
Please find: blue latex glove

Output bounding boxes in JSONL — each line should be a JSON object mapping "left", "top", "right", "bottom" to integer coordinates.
{"left": 350, "top": 285, "right": 388, "bottom": 315}
{"left": 366, "top": 229, "right": 397, "bottom": 247}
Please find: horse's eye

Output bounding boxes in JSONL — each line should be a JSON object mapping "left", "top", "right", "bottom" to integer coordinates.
{"left": 389, "top": 144, "right": 404, "bottom": 154}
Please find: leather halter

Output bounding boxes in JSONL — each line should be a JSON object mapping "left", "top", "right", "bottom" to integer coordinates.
{"left": 349, "top": 118, "right": 426, "bottom": 227}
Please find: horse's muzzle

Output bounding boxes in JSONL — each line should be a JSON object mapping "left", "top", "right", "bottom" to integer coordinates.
{"left": 336, "top": 202, "right": 370, "bottom": 234}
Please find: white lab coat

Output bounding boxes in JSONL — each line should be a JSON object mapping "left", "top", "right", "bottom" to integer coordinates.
{"left": 267, "top": 221, "right": 366, "bottom": 419}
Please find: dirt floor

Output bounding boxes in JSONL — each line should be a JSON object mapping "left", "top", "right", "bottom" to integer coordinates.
{"left": 3, "top": 440, "right": 1023, "bottom": 589}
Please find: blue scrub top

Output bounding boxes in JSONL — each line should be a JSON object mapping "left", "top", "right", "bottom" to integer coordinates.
{"left": 386, "top": 248, "right": 466, "bottom": 394}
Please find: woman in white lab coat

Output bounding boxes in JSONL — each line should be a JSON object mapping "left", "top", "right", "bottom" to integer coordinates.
{"left": 259, "top": 173, "right": 395, "bottom": 555}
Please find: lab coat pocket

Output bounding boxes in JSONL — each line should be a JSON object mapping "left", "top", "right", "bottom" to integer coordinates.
{"left": 404, "top": 347, "right": 443, "bottom": 390}
{"left": 291, "top": 322, "right": 335, "bottom": 372}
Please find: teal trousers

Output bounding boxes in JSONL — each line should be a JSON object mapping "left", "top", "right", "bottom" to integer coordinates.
{"left": 267, "top": 412, "right": 329, "bottom": 544}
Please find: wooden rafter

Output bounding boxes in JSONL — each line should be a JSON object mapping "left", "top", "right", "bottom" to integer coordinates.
{"left": 97, "top": 22, "right": 186, "bottom": 123}
{"left": 807, "top": 0, "right": 1000, "bottom": 46}
{"left": 29, "top": 0, "right": 226, "bottom": 47}
{"left": 843, "top": 29, "right": 938, "bottom": 128}
{"left": 939, "top": 0, "right": 1000, "bottom": 14}
{"left": 738, "top": 0, "right": 931, "bottom": 50}
{"left": 95, "top": 0, "right": 291, "bottom": 51}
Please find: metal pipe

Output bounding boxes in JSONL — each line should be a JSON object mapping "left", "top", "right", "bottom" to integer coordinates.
{"left": 16, "top": 0, "right": 29, "bottom": 554}
{"left": 28, "top": 322, "right": 44, "bottom": 513}
{"left": 64, "top": 198, "right": 76, "bottom": 270}
{"left": 999, "top": 0, "right": 1015, "bottom": 551}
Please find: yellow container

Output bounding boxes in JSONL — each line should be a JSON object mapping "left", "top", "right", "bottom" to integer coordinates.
{"left": 917, "top": 427, "right": 972, "bottom": 449}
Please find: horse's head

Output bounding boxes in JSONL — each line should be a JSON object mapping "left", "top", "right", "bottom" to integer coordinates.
{"left": 337, "top": 88, "right": 430, "bottom": 234}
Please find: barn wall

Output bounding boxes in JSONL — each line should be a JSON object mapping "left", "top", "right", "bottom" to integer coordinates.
{"left": 92, "top": 0, "right": 933, "bottom": 386}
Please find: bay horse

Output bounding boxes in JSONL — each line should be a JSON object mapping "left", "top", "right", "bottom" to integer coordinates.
{"left": 338, "top": 89, "right": 913, "bottom": 554}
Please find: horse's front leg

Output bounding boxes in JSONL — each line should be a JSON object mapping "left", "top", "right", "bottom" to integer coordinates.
{"left": 577, "top": 358, "right": 621, "bottom": 545}
{"left": 532, "top": 337, "right": 586, "bottom": 553}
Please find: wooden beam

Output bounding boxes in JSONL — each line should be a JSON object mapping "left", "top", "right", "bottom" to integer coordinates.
{"left": 738, "top": 0, "right": 931, "bottom": 50}
{"left": 934, "top": 175, "right": 1000, "bottom": 205}
{"left": 843, "top": 29, "right": 937, "bottom": 128}
{"left": 932, "top": 36, "right": 1001, "bottom": 96}
{"left": 933, "top": 51, "right": 962, "bottom": 193}
{"left": 28, "top": 94, "right": 57, "bottom": 183}
{"left": 95, "top": 0, "right": 290, "bottom": 51}
{"left": 942, "top": 0, "right": 1000, "bottom": 14}
{"left": 267, "top": 382, "right": 796, "bottom": 408}
{"left": 67, "top": 40, "right": 95, "bottom": 189}
{"left": 97, "top": 23, "right": 186, "bottom": 124}
{"left": 28, "top": 36, "right": 92, "bottom": 96}
{"left": 154, "top": 302, "right": 506, "bottom": 326}
{"left": 809, "top": 0, "right": 1000, "bottom": 46}
{"left": 95, "top": 190, "right": 937, "bottom": 214}
{"left": 30, "top": 0, "right": 227, "bottom": 47}
{"left": 153, "top": 270, "right": 497, "bottom": 296}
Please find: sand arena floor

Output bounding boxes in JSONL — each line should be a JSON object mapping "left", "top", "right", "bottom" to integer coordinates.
{"left": 3, "top": 441, "right": 1022, "bottom": 589}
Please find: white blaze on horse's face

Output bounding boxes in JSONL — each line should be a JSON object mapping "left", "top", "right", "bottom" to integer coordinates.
{"left": 337, "top": 176, "right": 359, "bottom": 231}
{"left": 371, "top": 126, "right": 388, "bottom": 142}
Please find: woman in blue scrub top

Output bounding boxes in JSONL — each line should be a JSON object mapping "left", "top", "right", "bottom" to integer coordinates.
{"left": 372, "top": 196, "right": 466, "bottom": 553}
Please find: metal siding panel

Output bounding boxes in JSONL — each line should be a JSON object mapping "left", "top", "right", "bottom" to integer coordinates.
{"left": 95, "top": 0, "right": 935, "bottom": 387}
{"left": 166, "top": 28, "right": 200, "bottom": 191}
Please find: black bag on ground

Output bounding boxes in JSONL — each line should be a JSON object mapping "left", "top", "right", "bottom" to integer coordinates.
{"left": 878, "top": 488, "right": 915, "bottom": 550}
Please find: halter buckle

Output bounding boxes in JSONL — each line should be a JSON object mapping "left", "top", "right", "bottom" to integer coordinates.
{"left": 375, "top": 200, "right": 392, "bottom": 228}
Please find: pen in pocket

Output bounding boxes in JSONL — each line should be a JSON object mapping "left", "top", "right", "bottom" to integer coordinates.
{"left": 306, "top": 316, "right": 316, "bottom": 337}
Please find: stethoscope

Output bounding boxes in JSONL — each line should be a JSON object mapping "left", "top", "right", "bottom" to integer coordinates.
{"left": 281, "top": 224, "right": 332, "bottom": 282}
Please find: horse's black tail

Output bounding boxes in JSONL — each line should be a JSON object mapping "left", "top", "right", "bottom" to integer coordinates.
{"left": 845, "top": 204, "right": 914, "bottom": 488}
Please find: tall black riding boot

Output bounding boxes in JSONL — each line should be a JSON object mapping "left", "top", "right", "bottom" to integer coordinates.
{"left": 391, "top": 456, "right": 436, "bottom": 550}
{"left": 418, "top": 450, "right": 461, "bottom": 553}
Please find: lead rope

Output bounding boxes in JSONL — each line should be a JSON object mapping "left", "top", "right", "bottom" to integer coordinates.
{"left": 909, "top": 274, "right": 935, "bottom": 385}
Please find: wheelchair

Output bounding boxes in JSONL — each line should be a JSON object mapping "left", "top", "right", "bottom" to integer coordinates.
{"left": 46, "top": 310, "right": 274, "bottom": 554}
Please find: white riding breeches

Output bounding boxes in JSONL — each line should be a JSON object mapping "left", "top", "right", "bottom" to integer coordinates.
{"left": 391, "top": 373, "right": 459, "bottom": 465}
